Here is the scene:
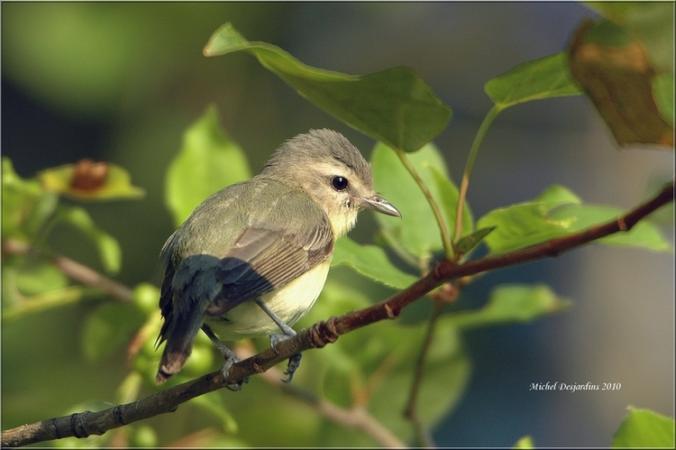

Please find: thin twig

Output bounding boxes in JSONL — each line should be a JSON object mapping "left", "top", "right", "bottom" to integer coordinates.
{"left": 237, "top": 345, "right": 405, "bottom": 448}
{"left": 395, "top": 148, "right": 454, "bottom": 259}
{"left": 2, "top": 181, "right": 672, "bottom": 448}
{"left": 404, "top": 301, "right": 444, "bottom": 448}
{"left": 2, "top": 240, "right": 133, "bottom": 302}
{"left": 453, "top": 105, "right": 501, "bottom": 244}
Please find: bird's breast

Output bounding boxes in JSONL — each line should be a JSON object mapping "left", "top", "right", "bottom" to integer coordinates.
{"left": 206, "top": 259, "right": 332, "bottom": 339}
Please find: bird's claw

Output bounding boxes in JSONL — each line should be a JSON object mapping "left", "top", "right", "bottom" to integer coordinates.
{"left": 270, "top": 333, "right": 302, "bottom": 383}
{"left": 282, "top": 352, "right": 302, "bottom": 383}
{"left": 209, "top": 340, "right": 246, "bottom": 391}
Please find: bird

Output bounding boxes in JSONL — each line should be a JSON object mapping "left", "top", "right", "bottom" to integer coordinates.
{"left": 155, "top": 129, "right": 400, "bottom": 386}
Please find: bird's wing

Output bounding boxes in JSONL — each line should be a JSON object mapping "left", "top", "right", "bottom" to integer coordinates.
{"left": 155, "top": 179, "right": 333, "bottom": 380}
{"left": 207, "top": 203, "right": 334, "bottom": 315}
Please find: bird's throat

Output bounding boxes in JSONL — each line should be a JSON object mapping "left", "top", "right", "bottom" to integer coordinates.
{"left": 327, "top": 206, "right": 359, "bottom": 238}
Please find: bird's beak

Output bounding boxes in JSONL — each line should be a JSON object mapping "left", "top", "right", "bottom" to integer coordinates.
{"left": 363, "top": 194, "right": 401, "bottom": 217}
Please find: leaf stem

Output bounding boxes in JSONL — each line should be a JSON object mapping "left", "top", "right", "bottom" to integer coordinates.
{"left": 404, "top": 302, "right": 445, "bottom": 448}
{"left": 453, "top": 105, "right": 502, "bottom": 245}
{"left": 2, "top": 287, "right": 100, "bottom": 321}
{"left": 395, "top": 148, "right": 454, "bottom": 259}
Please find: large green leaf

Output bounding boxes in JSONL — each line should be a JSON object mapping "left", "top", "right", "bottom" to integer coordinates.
{"left": 612, "top": 407, "right": 675, "bottom": 448}
{"left": 203, "top": 23, "right": 451, "bottom": 152}
{"left": 484, "top": 52, "right": 581, "bottom": 110}
{"left": 165, "top": 105, "right": 251, "bottom": 226}
{"left": 477, "top": 185, "right": 669, "bottom": 254}
{"left": 552, "top": 204, "right": 669, "bottom": 251}
{"left": 332, "top": 237, "right": 417, "bottom": 290}
{"left": 449, "top": 284, "right": 570, "bottom": 329}
{"left": 57, "top": 206, "right": 122, "bottom": 273}
{"left": 372, "top": 142, "right": 472, "bottom": 261}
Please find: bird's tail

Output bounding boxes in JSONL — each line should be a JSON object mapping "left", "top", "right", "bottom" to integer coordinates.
{"left": 156, "top": 297, "right": 210, "bottom": 383}
{"left": 155, "top": 256, "right": 224, "bottom": 384}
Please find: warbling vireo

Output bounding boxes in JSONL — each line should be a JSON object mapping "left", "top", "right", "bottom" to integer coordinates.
{"left": 156, "top": 129, "right": 400, "bottom": 385}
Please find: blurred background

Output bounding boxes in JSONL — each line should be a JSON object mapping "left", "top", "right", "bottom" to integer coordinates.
{"left": 2, "top": 2, "right": 673, "bottom": 447}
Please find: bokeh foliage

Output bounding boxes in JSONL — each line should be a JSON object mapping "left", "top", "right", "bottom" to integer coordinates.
{"left": 2, "top": 2, "right": 673, "bottom": 448}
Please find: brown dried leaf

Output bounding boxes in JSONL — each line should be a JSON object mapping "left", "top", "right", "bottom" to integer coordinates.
{"left": 568, "top": 20, "right": 673, "bottom": 148}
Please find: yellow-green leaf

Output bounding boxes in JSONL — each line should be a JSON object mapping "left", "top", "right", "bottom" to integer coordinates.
{"left": 478, "top": 185, "right": 669, "bottom": 254}
{"left": 449, "top": 284, "right": 570, "bottom": 329}
{"left": 332, "top": 237, "right": 417, "bottom": 289}
{"left": 372, "top": 142, "right": 471, "bottom": 260}
{"left": 39, "top": 160, "right": 145, "bottom": 201}
{"left": 485, "top": 52, "right": 581, "bottom": 110}
{"left": 612, "top": 407, "right": 675, "bottom": 448}
{"left": 165, "top": 105, "right": 251, "bottom": 225}
{"left": 513, "top": 435, "right": 535, "bottom": 449}
{"left": 57, "top": 206, "right": 122, "bottom": 273}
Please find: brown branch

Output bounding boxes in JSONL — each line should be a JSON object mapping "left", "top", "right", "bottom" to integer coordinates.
{"left": 2, "top": 181, "right": 672, "bottom": 448}
{"left": 2, "top": 240, "right": 133, "bottom": 302}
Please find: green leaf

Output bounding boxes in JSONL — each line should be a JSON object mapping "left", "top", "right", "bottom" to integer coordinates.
{"left": 204, "top": 23, "right": 451, "bottom": 152}
{"left": 478, "top": 201, "right": 576, "bottom": 254}
{"left": 653, "top": 73, "right": 674, "bottom": 126}
{"left": 57, "top": 206, "right": 122, "bottom": 273}
{"left": 15, "top": 260, "right": 69, "bottom": 295}
{"left": 372, "top": 142, "right": 472, "bottom": 261}
{"left": 612, "top": 407, "right": 675, "bottom": 448}
{"left": 449, "top": 284, "right": 570, "bottom": 329}
{"left": 513, "top": 435, "right": 535, "bottom": 449}
{"left": 478, "top": 185, "right": 669, "bottom": 254}
{"left": 331, "top": 237, "right": 418, "bottom": 289}
{"left": 38, "top": 161, "right": 145, "bottom": 201}
{"left": 551, "top": 204, "right": 669, "bottom": 251}
{"left": 165, "top": 105, "right": 251, "bottom": 225}
{"left": 359, "top": 318, "right": 470, "bottom": 443}
{"left": 455, "top": 227, "right": 496, "bottom": 255}
{"left": 2, "top": 157, "right": 57, "bottom": 239}
{"left": 298, "top": 281, "right": 470, "bottom": 445}
{"left": 484, "top": 53, "right": 581, "bottom": 110}
{"left": 535, "top": 184, "right": 582, "bottom": 204}
{"left": 587, "top": 2, "right": 674, "bottom": 72}
{"left": 81, "top": 302, "right": 145, "bottom": 362}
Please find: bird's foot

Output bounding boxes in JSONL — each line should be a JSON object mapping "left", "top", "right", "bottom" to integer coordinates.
{"left": 213, "top": 339, "right": 247, "bottom": 391}
{"left": 269, "top": 333, "right": 302, "bottom": 383}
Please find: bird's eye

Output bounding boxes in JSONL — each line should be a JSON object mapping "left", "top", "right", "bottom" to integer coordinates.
{"left": 331, "top": 176, "right": 349, "bottom": 191}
